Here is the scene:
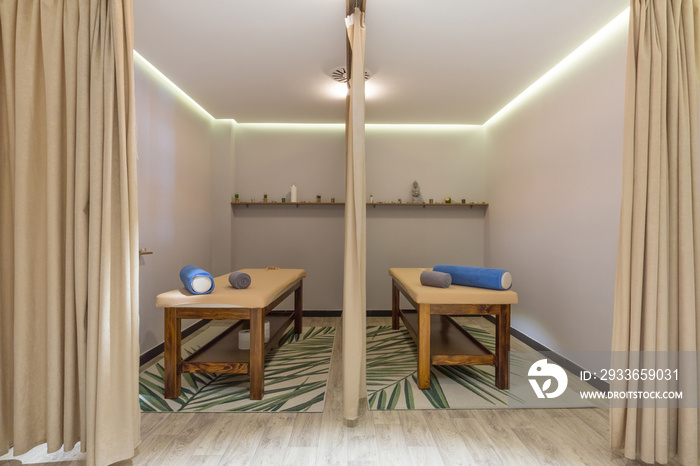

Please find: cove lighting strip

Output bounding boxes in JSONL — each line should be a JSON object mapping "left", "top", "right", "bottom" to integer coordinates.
{"left": 234, "top": 123, "right": 345, "bottom": 130}
{"left": 484, "top": 8, "right": 630, "bottom": 126}
{"left": 133, "top": 8, "right": 629, "bottom": 128}
{"left": 234, "top": 123, "right": 481, "bottom": 131}
{"left": 366, "top": 124, "right": 480, "bottom": 131}
{"left": 133, "top": 50, "right": 223, "bottom": 122}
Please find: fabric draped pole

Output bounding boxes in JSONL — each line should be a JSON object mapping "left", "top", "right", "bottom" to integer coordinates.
{"left": 343, "top": 6, "right": 367, "bottom": 424}
{"left": 0, "top": 1, "right": 140, "bottom": 465}
{"left": 611, "top": 0, "right": 700, "bottom": 464}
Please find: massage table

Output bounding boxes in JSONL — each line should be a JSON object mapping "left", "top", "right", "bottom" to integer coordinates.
{"left": 156, "top": 268, "right": 305, "bottom": 400}
{"left": 389, "top": 268, "right": 518, "bottom": 390}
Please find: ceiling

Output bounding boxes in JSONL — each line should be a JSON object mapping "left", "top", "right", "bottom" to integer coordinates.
{"left": 133, "top": 1, "right": 628, "bottom": 124}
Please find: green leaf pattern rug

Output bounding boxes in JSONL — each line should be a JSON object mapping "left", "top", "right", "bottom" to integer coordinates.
{"left": 366, "top": 324, "right": 594, "bottom": 410}
{"left": 139, "top": 326, "right": 335, "bottom": 413}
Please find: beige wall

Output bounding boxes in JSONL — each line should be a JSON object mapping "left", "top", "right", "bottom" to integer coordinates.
{"left": 232, "top": 125, "right": 486, "bottom": 310}
{"left": 232, "top": 125, "right": 345, "bottom": 311}
{"left": 135, "top": 59, "right": 215, "bottom": 351}
{"left": 365, "top": 127, "right": 486, "bottom": 309}
{"left": 210, "top": 120, "right": 236, "bottom": 276}
{"left": 483, "top": 22, "right": 627, "bottom": 369}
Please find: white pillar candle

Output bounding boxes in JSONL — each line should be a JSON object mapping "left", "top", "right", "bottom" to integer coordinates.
{"left": 238, "top": 321, "right": 271, "bottom": 350}
{"left": 291, "top": 184, "right": 298, "bottom": 202}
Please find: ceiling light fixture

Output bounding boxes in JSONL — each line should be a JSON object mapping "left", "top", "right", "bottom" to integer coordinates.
{"left": 330, "top": 66, "right": 372, "bottom": 83}
{"left": 330, "top": 66, "right": 380, "bottom": 99}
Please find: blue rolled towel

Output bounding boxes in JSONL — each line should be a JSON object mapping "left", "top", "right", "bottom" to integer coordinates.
{"left": 420, "top": 270, "right": 452, "bottom": 288}
{"left": 179, "top": 265, "right": 214, "bottom": 295}
{"left": 228, "top": 271, "right": 251, "bottom": 289}
{"left": 433, "top": 265, "right": 512, "bottom": 290}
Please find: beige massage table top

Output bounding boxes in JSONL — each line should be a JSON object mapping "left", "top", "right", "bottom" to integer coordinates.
{"left": 389, "top": 268, "right": 518, "bottom": 305}
{"left": 156, "top": 268, "right": 306, "bottom": 309}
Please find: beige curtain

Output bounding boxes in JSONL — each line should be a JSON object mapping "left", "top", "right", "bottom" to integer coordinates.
{"left": 611, "top": 1, "right": 700, "bottom": 464}
{"left": 343, "top": 6, "right": 367, "bottom": 424}
{"left": 0, "top": 1, "right": 140, "bottom": 465}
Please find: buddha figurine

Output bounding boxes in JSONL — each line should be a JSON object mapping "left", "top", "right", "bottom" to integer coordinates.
{"left": 411, "top": 181, "right": 424, "bottom": 204}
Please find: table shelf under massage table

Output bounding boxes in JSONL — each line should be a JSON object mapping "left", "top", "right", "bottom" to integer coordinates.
{"left": 156, "top": 268, "right": 305, "bottom": 400}
{"left": 389, "top": 268, "right": 518, "bottom": 390}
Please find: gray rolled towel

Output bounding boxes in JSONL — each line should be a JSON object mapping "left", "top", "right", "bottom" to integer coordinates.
{"left": 228, "top": 271, "right": 251, "bottom": 289}
{"left": 420, "top": 270, "right": 452, "bottom": 288}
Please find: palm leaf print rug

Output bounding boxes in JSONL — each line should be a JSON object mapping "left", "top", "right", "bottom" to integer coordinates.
{"left": 140, "top": 325, "right": 335, "bottom": 413}
{"left": 366, "top": 324, "right": 598, "bottom": 410}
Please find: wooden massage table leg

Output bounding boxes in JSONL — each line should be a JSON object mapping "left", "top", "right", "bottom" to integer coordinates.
{"left": 417, "top": 303, "right": 431, "bottom": 389}
{"left": 391, "top": 280, "right": 400, "bottom": 330}
{"left": 495, "top": 304, "right": 511, "bottom": 389}
{"left": 249, "top": 308, "right": 265, "bottom": 400}
{"left": 294, "top": 281, "right": 303, "bottom": 334}
{"left": 164, "top": 308, "right": 182, "bottom": 399}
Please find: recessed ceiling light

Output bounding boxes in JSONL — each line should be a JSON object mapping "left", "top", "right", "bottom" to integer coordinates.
{"left": 330, "top": 66, "right": 372, "bottom": 83}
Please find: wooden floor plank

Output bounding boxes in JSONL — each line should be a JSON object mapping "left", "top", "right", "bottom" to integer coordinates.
{"left": 288, "top": 413, "right": 323, "bottom": 447}
{"left": 408, "top": 446, "right": 446, "bottom": 466}
{"left": 216, "top": 413, "right": 269, "bottom": 466}
{"left": 284, "top": 446, "right": 318, "bottom": 466}
{"left": 372, "top": 423, "right": 413, "bottom": 466}
{"left": 193, "top": 412, "right": 251, "bottom": 456}
{"left": 346, "top": 406, "right": 380, "bottom": 463}
{"left": 398, "top": 410, "right": 438, "bottom": 447}
{"left": 150, "top": 413, "right": 218, "bottom": 465}
{"left": 422, "top": 410, "right": 477, "bottom": 466}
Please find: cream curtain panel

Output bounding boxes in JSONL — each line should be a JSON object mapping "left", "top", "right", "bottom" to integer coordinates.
{"left": 0, "top": 1, "right": 140, "bottom": 465}
{"left": 611, "top": 0, "right": 700, "bottom": 464}
{"left": 343, "top": 6, "right": 367, "bottom": 424}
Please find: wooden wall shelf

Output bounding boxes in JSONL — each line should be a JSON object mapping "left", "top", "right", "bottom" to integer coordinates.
{"left": 231, "top": 201, "right": 488, "bottom": 208}
{"left": 232, "top": 201, "right": 342, "bottom": 207}
{"left": 367, "top": 202, "right": 488, "bottom": 208}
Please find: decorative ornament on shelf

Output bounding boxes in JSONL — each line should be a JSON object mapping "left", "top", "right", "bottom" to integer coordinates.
{"left": 282, "top": 197, "right": 286, "bottom": 203}
{"left": 411, "top": 181, "right": 424, "bottom": 203}
{"left": 291, "top": 184, "right": 298, "bottom": 202}
{"left": 445, "top": 196, "right": 452, "bottom": 204}
{"left": 461, "top": 199, "right": 466, "bottom": 204}
{"left": 369, "top": 194, "right": 374, "bottom": 203}
{"left": 316, "top": 195, "right": 321, "bottom": 203}
{"left": 263, "top": 194, "right": 268, "bottom": 203}
{"left": 429, "top": 198, "right": 434, "bottom": 204}
{"left": 234, "top": 194, "right": 239, "bottom": 203}
{"left": 331, "top": 197, "right": 336, "bottom": 203}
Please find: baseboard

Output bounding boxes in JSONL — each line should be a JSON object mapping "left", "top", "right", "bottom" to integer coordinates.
{"left": 139, "top": 319, "right": 211, "bottom": 367}
{"left": 483, "top": 316, "right": 610, "bottom": 392}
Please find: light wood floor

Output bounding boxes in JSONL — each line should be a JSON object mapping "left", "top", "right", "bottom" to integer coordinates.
{"left": 1, "top": 317, "right": 635, "bottom": 466}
